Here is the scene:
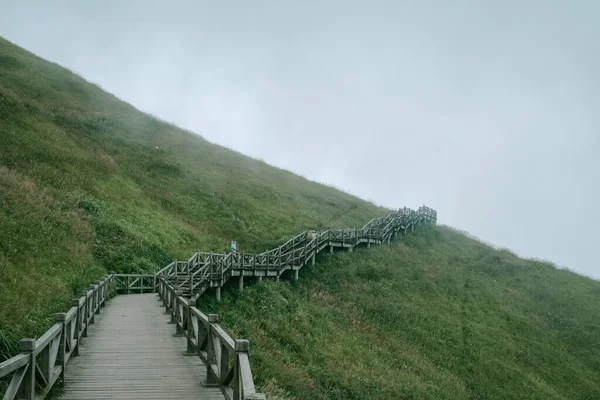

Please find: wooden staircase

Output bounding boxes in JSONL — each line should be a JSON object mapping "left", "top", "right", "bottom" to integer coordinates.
{"left": 159, "top": 206, "right": 437, "bottom": 299}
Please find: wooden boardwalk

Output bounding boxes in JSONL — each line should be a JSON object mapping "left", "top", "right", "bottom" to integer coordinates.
{"left": 60, "top": 294, "right": 225, "bottom": 400}
{"left": 1, "top": 206, "right": 435, "bottom": 400}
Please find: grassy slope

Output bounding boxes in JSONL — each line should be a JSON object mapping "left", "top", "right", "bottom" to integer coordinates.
{"left": 202, "top": 226, "right": 600, "bottom": 400}
{"left": 0, "top": 37, "right": 386, "bottom": 358}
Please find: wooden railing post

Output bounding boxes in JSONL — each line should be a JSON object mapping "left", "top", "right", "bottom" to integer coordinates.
{"left": 205, "top": 314, "right": 219, "bottom": 387}
{"left": 158, "top": 277, "right": 164, "bottom": 301}
{"left": 79, "top": 291, "right": 89, "bottom": 333}
{"left": 103, "top": 276, "right": 108, "bottom": 304}
{"left": 234, "top": 339, "right": 265, "bottom": 400}
{"left": 98, "top": 279, "right": 104, "bottom": 307}
{"left": 170, "top": 290, "right": 182, "bottom": 324}
{"left": 94, "top": 281, "right": 101, "bottom": 314}
{"left": 219, "top": 341, "right": 229, "bottom": 385}
{"left": 106, "top": 275, "right": 111, "bottom": 301}
{"left": 55, "top": 312, "right": 67, "bottom": 381}
{"left": 185, "top": 299, "right": 196, "bottom": 355}
{"left": 19, "top": 338, "right": 36, "bottom": 400}
{"left": 71, "top": 298, "right": 81, "bottom": 354}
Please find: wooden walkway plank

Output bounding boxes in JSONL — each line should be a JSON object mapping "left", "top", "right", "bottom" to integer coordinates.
{"left": 60, "top": 294, "right": 225, "bottom": 400}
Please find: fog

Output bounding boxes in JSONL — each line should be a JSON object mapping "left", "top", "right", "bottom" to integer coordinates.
{"left": 1, "top": 1, "right": 598, "bottom": 278}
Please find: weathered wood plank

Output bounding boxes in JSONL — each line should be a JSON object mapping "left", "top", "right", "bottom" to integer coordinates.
{"left": 60, "top": 294, "right": 225, "bottom": 400}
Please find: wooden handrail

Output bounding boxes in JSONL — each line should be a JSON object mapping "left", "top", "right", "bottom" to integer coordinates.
{"left": 0, "top": 275, "right": 113, "bottom": 400}
{"left": 159, "top": 276, "right": 266, "bottom": 400}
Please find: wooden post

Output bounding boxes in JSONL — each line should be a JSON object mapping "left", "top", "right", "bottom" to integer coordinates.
{"left": 216, "top": 287, "right": 221, "bottom": 303}
{"left": 258, "top": 275, "right": 263, "bottom": 282}
{"left": 276, "top": 274, "right": 280, "bottom": 283}
{"left": 312, "top": 252, "right": 316, "bottom": 266}
{"left": 190, "top": 268, "right": 194, "bottom": 295}
{"left": 19, "top": 339, "right": 36, "bottom": 400}
{"left": 234, "top": 339, "right": 249, "bottom": 400}
{"left": 205, "top": 314, "right": 219, "bottom": 387}
{"left": 105, "top": 275, "right": 111, "bottom": 302}
{"left": 98, "top": 279, "right": 105, "bottom": 307}
{"left": 164, "top": 286, "right": 170, "bottom": 314}
{"left": 105, "top": 275, "right": 111, "bottom": 301}
{"left": 80, "top": 290, "right": 91, "bottom": 329}
{"left": 294, "top": 268, "right": 299, "bottom": 281}
{"left": 239, "top": 274, "right": 244, "bottom": 292}
{"left": 55, "top": 313, "right": 67, "bottom": 381}
{"left": 220, "top": 341, "right": 229, "bottom": 385}
{"left": 94, "top": 282, "right": 101, "bottom": 313}
{"left": 71, "top": 299, "right": 81, "bottom": 354}
{"left": 169, "top": 292, "right": 177, "bottom": 324}
{"left": 185, "top": 303, "right": 197, "bottom": 356}
{"left": 210, "top": 251, "right": 214, "bottom": 287}
{"left": 172, "top": 290, "right": 183, "bottom": 325}
{"left": 88, "top": 285, "right": 97, "bottom": 321}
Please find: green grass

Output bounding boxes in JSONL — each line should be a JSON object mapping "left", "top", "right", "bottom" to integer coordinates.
{"left": 201, "top": 226, "right": 600, "bottom": 399}
{"left": 0, "top": 36, "right": 385, "bottom": 359}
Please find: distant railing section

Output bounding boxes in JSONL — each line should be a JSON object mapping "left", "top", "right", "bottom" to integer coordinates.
{"left": 112, "top": 274, "right": 157, "bottom": 294}
{"left": 0, "top": 275, "right": 113, "bottom": 400}
{"left": 159, "top": 277, "right": 265, "bottom": 400}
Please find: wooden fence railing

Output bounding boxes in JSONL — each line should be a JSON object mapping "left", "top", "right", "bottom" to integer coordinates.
{"left": 158, "top": 276, "right": 265, "bottom": 400}
{"left": 0, "top": 275, "right": 113, "bottom": 400}
{"left": 112, "top": 273, "right": 157, "bottom": 293}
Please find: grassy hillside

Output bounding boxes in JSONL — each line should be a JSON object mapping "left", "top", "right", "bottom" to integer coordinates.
{"left": 202, "top": 226, "right": 600, "bottom": 400}
{"left": 0, "top": 37, "right": 386, "bottom": 358}
{"left": 2, "top": 36, "right": 599, "bottom": 400}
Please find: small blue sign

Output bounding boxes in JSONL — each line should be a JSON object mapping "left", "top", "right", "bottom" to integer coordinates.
{"left": 231, "top": 241, "right": 237, "bottom": 253}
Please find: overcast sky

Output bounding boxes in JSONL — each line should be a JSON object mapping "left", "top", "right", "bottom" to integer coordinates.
{"left": 1, "top": 1, "right": 598, "bottom": 279}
